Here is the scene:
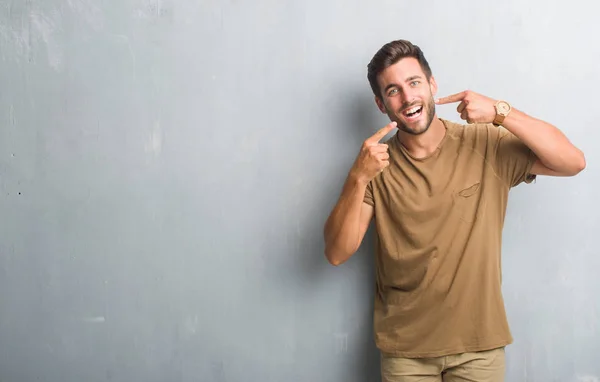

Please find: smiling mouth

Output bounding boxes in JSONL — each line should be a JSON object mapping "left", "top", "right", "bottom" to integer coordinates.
{"left": 402, "top": 105, "right": 423, "bottom": 120}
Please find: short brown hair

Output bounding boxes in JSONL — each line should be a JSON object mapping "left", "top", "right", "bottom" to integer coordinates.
{"left": 367, "top": 40, "right": 432, "bottom": 98}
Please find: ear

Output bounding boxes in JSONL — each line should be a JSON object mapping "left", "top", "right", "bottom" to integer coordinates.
{"left": 375, "top": 95, "right": 386, "bottom": 114}
{"left": 429, "top": 76, "right": 438, "bottom": 97}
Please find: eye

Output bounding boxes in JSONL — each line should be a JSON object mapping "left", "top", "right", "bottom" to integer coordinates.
{"left": 410, "top": 80, "right": 420, "bottom": 86}
{"left": 388, "top": 88, "right": 398, "bottom": 96}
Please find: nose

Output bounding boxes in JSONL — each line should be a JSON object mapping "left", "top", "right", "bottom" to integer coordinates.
{"left": 402, "top": 97, "right": 418, "bottom": 109}
{"left": 401, "top": 88, "right": 418, "bottom": 106}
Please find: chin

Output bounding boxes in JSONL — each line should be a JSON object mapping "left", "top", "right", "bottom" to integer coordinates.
{"left": 398, "top": 121, "right": 430, "bottom": 136}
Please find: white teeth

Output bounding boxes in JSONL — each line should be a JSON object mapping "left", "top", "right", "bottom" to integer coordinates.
{"left": 405, "top": 106, "right": 421, "bottom": 115}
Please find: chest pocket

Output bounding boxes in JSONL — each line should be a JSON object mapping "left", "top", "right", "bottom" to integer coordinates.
{"left": 452, "top": 181, "right": 483, "bottom": 223}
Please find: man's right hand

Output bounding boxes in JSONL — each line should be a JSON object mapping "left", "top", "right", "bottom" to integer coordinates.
{"left": 350, "top": 121, "right": 397, "bottom": 184}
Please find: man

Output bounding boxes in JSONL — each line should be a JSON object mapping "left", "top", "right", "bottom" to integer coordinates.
{"left": 323, "top": 40, "right": 585, "bottom": 382}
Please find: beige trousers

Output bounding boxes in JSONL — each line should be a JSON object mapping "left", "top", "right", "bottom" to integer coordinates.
{"left": 380, "top": 347, "right": 505, "bottom": 382}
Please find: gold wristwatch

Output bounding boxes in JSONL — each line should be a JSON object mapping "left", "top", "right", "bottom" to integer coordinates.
{"left": 493, "top": 100, "right": 511, "bottom": 126}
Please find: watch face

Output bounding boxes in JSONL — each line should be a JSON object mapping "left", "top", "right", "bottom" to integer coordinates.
{"left": 497, "top": 101, "right": 510, "bottom": 114}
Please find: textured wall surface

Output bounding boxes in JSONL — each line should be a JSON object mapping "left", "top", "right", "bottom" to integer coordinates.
{"left": 0, "top": 1, "right": 598, "bottom": 381}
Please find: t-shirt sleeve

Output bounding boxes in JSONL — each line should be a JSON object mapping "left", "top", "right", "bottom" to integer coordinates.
{"left": 363, "top": 180, "right": 374, "bottom": 206}
{"left": 493, "top": 126, "right": 537, "bottom": 188}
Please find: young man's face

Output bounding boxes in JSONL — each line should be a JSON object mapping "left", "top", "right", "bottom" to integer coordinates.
{"left": 375, "top": 57, "right": 438, "bottom": 136}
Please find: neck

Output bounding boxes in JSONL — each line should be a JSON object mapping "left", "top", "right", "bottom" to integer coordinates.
{"left": 397, "top": 117, "right": 447, "bottom": 158}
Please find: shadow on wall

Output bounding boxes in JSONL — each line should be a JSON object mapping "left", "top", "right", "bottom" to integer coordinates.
{"left": 343, "top": 92, "right": 387, "bottom": 382}
{"left": 301, "top": 90, "right": 385, "bottom": 381}
{"left": 261, "top": 86, "right": 385, "bottom": 380}
{"left": 298, "top": 87, "right": 385, "bottom": 272}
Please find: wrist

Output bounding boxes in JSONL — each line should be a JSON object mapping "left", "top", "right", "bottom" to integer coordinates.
{"left": 348, "top": 169, "right": 370, "bottom": 187}
{"left": 492, "top": 100, "right": 512, "bottom": 126}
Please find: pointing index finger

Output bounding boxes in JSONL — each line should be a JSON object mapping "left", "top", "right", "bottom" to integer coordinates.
{"left": 435, "top": 91, "right": 467, "bottom": 105}
{"left": 366, "top": 121, "right": 397, "bottom": 144}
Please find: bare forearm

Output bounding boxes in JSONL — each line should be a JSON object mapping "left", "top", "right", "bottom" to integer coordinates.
{"left": 324, "top": 174, "right": 369, "bottom": 265}
{"left": 324, "top": 121, "right": 394, "bottom": 265}
{"left": 435, "top": 90, "right": 585, "bottom": 176}
{"left": 502, "top": 108, "right": 586, "bottom": 175}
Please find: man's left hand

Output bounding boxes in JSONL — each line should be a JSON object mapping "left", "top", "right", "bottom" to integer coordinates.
{"left": 435, "top": 90, "right": 496, "bottom": 124}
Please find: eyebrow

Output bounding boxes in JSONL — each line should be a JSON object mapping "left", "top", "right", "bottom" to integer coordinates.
{"left": 405, "top": 75, "right": 422, "bottom": 82}
{"left": 383, "top": 75, "right": 423, "bottom": 93}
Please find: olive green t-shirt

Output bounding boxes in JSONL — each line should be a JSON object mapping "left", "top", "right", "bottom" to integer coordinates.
{"left": 364, "top": 118, "right": 536, "bottom": 358}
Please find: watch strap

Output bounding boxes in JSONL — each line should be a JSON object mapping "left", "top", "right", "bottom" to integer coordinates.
{"left": 493, "top": 114, "right": 505, "bottom": 126}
